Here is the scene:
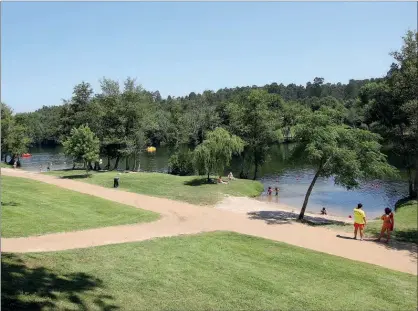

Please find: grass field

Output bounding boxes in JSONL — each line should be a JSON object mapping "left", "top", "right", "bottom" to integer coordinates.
{"left": 45, "top": 170, "right": 264, "bottom": 205}
{"left": 328, "top": 199, "right": 417, "bottom": 243}
{"left": 2, "top": 232, "right": 416, "bottom": 311}
{"left": 1, "top": 162, "right": 12, "bottom": 168}
{"left": 1, "top": 176, "right": 159, "bottom": 238}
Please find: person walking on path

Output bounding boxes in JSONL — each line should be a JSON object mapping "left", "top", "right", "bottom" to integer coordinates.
{"left": 377, "top": 208, "right": 394, "bottom": 243}
{"left": 353, "top": 203, "right": 366, "bottom": 241}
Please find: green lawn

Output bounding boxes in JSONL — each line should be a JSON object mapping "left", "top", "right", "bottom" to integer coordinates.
{"left": 328, "top": 199, "right": 417, "bottom": 243}
{"left": 1, "top": 162, "right": 12, "bottom": 168}
{"left": 2, "top": 232, "right": 416, "bottom": 311}
{"left": 45, "top": 170, "right": 264, "bottom": 205}
{"left": 1, "top": 176, "right": 159, "bottom": 238}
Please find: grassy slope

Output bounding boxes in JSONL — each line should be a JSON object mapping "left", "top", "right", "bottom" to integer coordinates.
{"left": 2, "top": 232, "right": 416, "bottom": 311}
{"left": 1, "top": 176, "right": 159, "bottom": 238}
{"left": 366, "top": 199, "right": 417, "bottom": 242}
{"left": 328, "top": 200, "right": 417, "bottom": 243}
{"left": 46, "top": 170, "right": 264, "bottom": 205}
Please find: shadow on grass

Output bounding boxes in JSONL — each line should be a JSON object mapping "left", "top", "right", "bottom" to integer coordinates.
{"left": 184, "top": 178, "right": 216, "bottom": 187}
{"left": 1, "top": 201, "right": 21, "bottom": 207}
{"left": 60, "top": 174, "right": 92, "bottom": 180}
{"left": 248, "top": 210, "right": 347, "bottom": 226}
{"left": 1, "top": 254, "right": 119, "bottom": 311}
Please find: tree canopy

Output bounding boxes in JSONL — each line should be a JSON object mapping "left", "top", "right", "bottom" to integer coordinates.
{"left": 62, "top": 125, "right": 100, "bottom": 173}
{"left": 294, "top": 106, "right": 398, "bottom": 219}
{"left": 194, "top": 127, "right": 244, "bottom": 181}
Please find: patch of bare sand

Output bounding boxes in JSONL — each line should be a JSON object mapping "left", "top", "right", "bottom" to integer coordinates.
{"left": 215, "top": 196, "right": 353, "bottom": 225}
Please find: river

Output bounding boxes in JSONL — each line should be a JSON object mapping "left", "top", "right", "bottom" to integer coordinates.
{"left": 15, "top": 144, "right": 409, "bottom": 218}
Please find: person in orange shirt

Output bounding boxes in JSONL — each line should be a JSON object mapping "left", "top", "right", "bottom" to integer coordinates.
{"left": 353, "top": 203, "right": 367, "bottom": 240}
{"left": 377, "top": 207, "right": 394, "bottom": 243}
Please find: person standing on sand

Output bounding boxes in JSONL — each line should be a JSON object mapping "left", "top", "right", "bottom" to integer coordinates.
{"left": 353, "top": 203, "right": 366, "bottom": 241}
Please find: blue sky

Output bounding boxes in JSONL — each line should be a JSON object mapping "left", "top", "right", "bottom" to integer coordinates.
{"left": 1, "top": 2, "right": 417, "bottom": 113}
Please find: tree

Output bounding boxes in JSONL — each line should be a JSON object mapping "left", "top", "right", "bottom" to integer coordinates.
{"left": 1, "top": 103, "right": 13, "bottom": 161}
{"left": 361, "top": 30, "right": 418, "bottom": 198}
{"left": 194, "top": 127, "right": 244, "bottom": 182}
{"left": 293, "top": 106, "right": 398, "bottom": 220}
{"left": 5, "top": 124, "right": 31, "bottom": 165}
{"left": 228, "top": 90, "right": 281, "bottom": 179}
{"left": 62, "top": 125, "right": 100, "bottom": 174}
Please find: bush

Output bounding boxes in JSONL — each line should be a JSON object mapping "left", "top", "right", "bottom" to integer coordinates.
{"left": 168, "top": 149, "right": 195, "bottom": 176}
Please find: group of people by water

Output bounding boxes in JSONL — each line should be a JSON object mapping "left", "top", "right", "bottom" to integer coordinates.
{"left": 263, "top": 183, "right": 395, "bottom": 243}
{"left": 217, "top": 172, "right": 235, "bottom": 184}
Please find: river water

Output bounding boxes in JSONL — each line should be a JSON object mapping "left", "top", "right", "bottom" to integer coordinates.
{"left": 15, "top": 144, "right": 409, "bottom": 218}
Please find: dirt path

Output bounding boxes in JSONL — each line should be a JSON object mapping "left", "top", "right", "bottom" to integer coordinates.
{"left": 2, "top": 168, "right": 417, "bottom": 275}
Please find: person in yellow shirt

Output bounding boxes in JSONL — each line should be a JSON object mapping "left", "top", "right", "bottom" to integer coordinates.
{"left": 353, "top": 203, "right": 366, "bottom": 240}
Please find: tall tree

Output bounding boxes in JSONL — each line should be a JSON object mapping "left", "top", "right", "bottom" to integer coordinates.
{"left": 294, "top": 106, "right": 398, "bottom": 220}
{"left": 228, "top": 90, "right": 281, "bottom": 179}
{"left": 62, "top": 125, "right": 100, "bottom": 174}
{"left": 361, "top": 30, "right": 418, "bottom": 198}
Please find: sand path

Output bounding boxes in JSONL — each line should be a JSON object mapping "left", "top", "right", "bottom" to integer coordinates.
{"left": 2, "top": 168, "right": 417, "bottom": 275}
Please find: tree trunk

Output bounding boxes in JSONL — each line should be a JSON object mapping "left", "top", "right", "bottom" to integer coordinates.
{"left": 239, "top": 153, "right": 247, "bottom": 179}
{"left": 412, "top": 157, "right": 418, "bottom": 199}
{"left": 298, "top": 164, "right": 323, "bottom": 220}
{"left": 253, "top": 157, "right": 258, "bottom": 180}
{"left": 126, "top": 156, "right": 130, "bottom": 171}
{"left": 113, "top": 156, "right": 120, "bottom": 170}
{"left": 207, "top": 172, "right": 210, "bottom": 183}
{"left": 106, "top": 156, "right": 110, "bottom": 170}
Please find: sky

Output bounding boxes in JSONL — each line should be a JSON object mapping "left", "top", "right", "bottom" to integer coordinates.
{"left": 1, "top": 2, "right": 417, "bottom": 113}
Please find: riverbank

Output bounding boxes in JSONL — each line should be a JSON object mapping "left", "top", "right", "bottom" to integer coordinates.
{"left": 44, "top": 169, "right": 264, "bottom": 205}
{"left": 216, "top": 196, "right": 354, "bottom": 225}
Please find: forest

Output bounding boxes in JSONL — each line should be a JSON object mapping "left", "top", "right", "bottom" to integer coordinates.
{"left": 1, "top": 30, "right": 417, "bottom": 199}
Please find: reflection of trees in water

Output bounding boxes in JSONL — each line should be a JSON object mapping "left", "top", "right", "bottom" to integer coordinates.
{"left": 1, "top": 254, "right": 118, "bottom": 311}
{"left": 26, "top": 143, "right": 407, "bottom": 180}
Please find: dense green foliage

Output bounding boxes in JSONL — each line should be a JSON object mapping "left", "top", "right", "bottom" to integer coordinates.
{"left": 2, "top": 232, "right": 416, "bottom": 310}
{"left": 62, "top": 125, "right": 100, "bottom": 173}
{"left": 1, "top": 176, "right": 159, "bottom": 237}
{"left": 194, "top": 128, "right": 244, "bottom": 181}
{"left": 359, "top": 30, "right": 418, "bottom": 198}
{"left": 1, "top": 103, "right": 30, "bottom": 166}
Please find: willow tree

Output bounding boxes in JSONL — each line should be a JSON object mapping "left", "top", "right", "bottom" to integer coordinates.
{"left": 294, "top": 106, "right": 398, "bottom": 220}
{"left": 194, "top": 127, "right": 244, "bottom": 182}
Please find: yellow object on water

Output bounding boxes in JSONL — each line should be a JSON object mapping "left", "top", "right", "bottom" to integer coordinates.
{"left": 146, "top": 146, "right": 156, "bottom": 153}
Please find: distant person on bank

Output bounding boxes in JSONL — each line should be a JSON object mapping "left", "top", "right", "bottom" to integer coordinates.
{"left": 353, "top": 203, "right": 366, "bottom": 241}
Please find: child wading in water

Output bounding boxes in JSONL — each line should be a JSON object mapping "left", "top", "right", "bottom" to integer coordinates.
{"left": 377, "top": 208, "right": 394, "bottom": 243}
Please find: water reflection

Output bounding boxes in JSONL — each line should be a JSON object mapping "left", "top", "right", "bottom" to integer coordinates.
{"left": 18, "top": 144, "right": 409, "bottom": 218}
